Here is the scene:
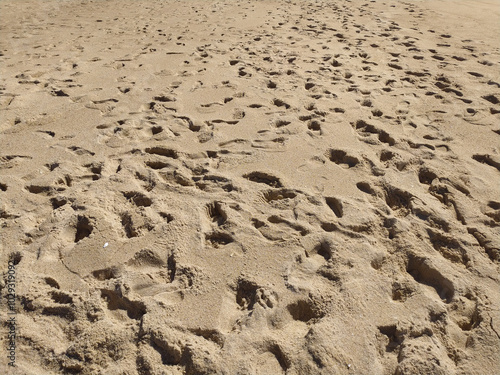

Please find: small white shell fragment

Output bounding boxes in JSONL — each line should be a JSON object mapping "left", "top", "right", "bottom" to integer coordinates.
{"left": 103, "top": 242, "right": 109, "bottom": 248}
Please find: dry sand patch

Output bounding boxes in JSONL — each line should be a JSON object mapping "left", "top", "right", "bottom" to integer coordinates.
{"left": 1, "top": 0, "right": 499, "bottom": 374}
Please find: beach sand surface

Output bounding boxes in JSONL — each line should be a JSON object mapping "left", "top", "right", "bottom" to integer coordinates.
{"left": 1, "top": 0, "right": 499, "bottom": 374}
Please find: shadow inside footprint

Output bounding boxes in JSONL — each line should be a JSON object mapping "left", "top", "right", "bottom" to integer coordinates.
{"left": 287, "top": 298, "right": 324, "bottom": 323}
{"left": 406, "top": 255, "right": 454, "bottom": 303}
{"left": 327, "top": 149, "right": 360, "bottom": 168}
{"left": 243, "top": 171, "right": 283, "bottom": 188}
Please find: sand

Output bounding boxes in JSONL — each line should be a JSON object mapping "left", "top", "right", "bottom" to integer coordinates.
{"left": 1, "top": 0, "right": 499, "bottom": 374}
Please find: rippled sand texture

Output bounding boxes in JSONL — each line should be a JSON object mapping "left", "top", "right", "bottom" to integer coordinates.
{"left": 1, "top": 0, "right": 499, "bottom": 374}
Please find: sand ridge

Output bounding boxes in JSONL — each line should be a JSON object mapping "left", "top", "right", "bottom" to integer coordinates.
{"left": 0, "top": 0, "right": 499, "bottom": 374}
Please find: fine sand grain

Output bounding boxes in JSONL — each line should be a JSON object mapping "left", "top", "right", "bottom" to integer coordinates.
{"left": 1, "top": 0, "right": 499, "bottom": 374}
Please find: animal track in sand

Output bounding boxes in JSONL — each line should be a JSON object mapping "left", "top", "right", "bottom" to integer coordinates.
{"left": 68, "top": 146, "right": 95, "bottom": 156}
{"left": 262, "top": 188, "right": 297, "bottom": 203}
{"left": 272, "top": 98, "right": 291, "bottom": 109}
{"left": 383, "top": 185, "right": 414, "bottom": 216}
{"left": 307, "top": 120, "right": 322, "bottom": 132}
{"left": 267, "top": 215, "right": 309, "bottom": 236}
{"left": 287, "top": 298, "right": 325, "bottom": 323}
{"left": 206, "top": 201, "right": 227, "bottom": 226}
{"left": 378, "top": 324, "right": 412, "bottom": 363}
{"left": 356, "top": 181, "right": 376, "bottom": 195}
{"left": 151, "top": 125, "right": 164, "bottom": 135}
{"left": 352, "top": 120, "right": 396, "bottom": 146}
{"left": 243, "top": 171, "right": 283, "bottom": 188}
{"left": 467, "top": 228, "right": 499, "bottom": 262}
{"left": 326, "top": 149, "right": 360, "bottom": 168}
{"left": 235, "top": 277, "right": 277, "bottom": 310}
{"left": 273, "top": 119, "right": 291, "bottom": 128}
{"left": 406, "top": 254, "right": 455, "bottom": 303}
{"left": 205, "top": 231, "right": 234, "bottom": 248}
{"left": 325, "top": 197, "right": 343, "bottom": 218}
{"left": 122, "top": 191, "right": 153, "bottom": 207}
{"left": 117, "top": 248, "right": 194, "bottom": 302}
{"left": 472, "top": 154, "right": 500, "bottom": 172}
{"left": 100, "top": 289, "right": 146, "bottom": 320}
{"left": 391, "top": 281, "right": 416, "bottom": 302}
{"left": 148, "top": 101, "right": 177, "bottom": 114}
{"left": 120, "top": 212, "right": 154, "bottom": 238}
{"left": 194, "top": 174, "right": 237, "bottom": 193}
{"left": 74, "top": 215, "right": 94, "bottom": 243}
{"left": 37, "top": 130, "right": 56, "bottom": 138}
{"left": 145, "top": 160, "right": 170, "bottom": 170}
{"left": 483, "top": 201, "right": 500, "bottom": 224}
{"left": 153, "top": 94, "right": 176, "bottom": 103}
{"left": 145, "top": 146, "right": 179, "bottom": 158}
{"left": 426, "top": 229, "right": 470, "bottom": 266}
{"left": 449, "top": 296, "right": 482, "bottom": 332}
{"left": 92, "top": 267, "right": 120, "bottom": 281}
{"left": 306, "top": 239, "right": 335, "bottom": 262}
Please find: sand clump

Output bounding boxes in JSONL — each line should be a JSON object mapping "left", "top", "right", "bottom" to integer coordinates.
{"left": 0, "top": 0, "right": 499, "bottom": 374}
